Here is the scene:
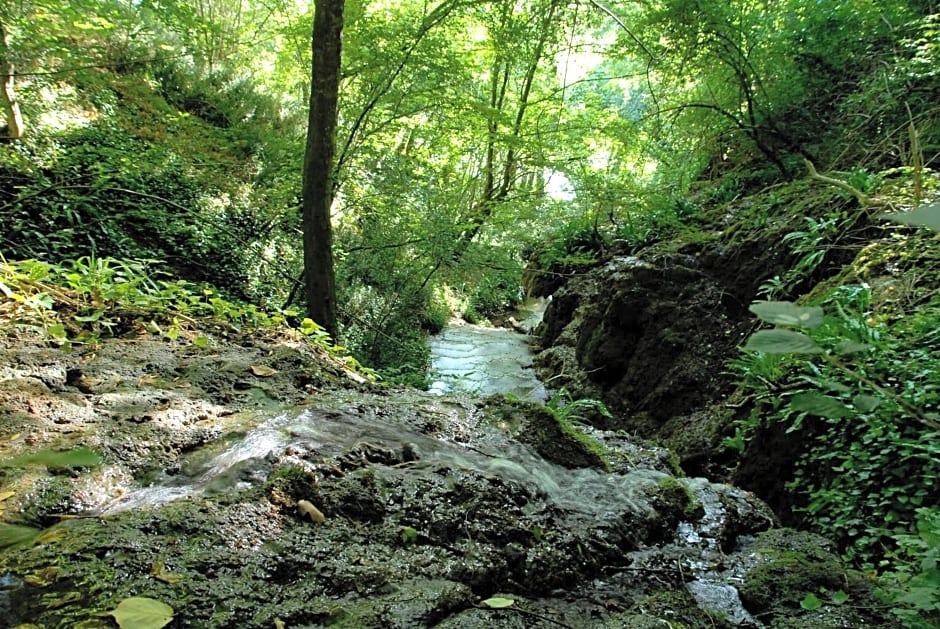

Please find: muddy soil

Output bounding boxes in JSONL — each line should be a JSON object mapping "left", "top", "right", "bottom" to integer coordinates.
{"left": 0, "top": 329, "right": 891, "bottom": 628}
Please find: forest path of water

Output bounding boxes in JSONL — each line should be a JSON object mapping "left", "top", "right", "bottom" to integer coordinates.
{"left": 427, "top": 299, "right": 548, "bottom": 402}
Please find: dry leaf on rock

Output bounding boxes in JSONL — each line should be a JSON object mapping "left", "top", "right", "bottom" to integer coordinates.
{"left": 250, "top": 365, "right": 278, "bottom": 377}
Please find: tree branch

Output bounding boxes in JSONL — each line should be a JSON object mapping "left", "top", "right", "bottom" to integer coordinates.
{"left": 804, "top": 159, "right": 872, "bottom": 207}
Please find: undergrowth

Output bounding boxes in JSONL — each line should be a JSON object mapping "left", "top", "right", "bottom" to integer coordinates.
{"left": 726, "top": 180, "right": 940, "bottom": 627}
{"left": 0, "top": 254, "right": 372, "bottom": 378}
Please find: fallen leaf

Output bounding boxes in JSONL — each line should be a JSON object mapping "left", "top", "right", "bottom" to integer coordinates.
{"left": 3, "top": 433, "right": 21, "bottom": 443}
{"left": 150, "top": 561, "right": 184, "bottom": 584}
{"left": 250, "top": 365, "right": 278, "bottom": 377}
{"left": 481, "top": 596, "right": 515, "bottom": 609}
{"left": 0, "top": 491, "right": 15, "bottom": 502}
{"left": 107, "top": 597, "right": 174, "bottom": 629}
{"left": 297, "top": 499, "right": 326, "bottom": 523}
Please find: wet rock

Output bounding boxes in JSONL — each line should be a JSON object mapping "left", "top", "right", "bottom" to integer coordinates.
{"left": 533, "top": 254, "right": 751, "bottom": 431}
{"left": 0, "top": 332, "right": 892, "bottom": 628}
{"left": 736, "top": 528, "right": 892, "bottom": 627}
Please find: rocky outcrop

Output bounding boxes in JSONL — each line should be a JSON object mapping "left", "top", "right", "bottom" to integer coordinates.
{"left": 533, "top": 254, "right": 754, "bottom": 431}
{"left": 0, "top": 329, "right": 891, "bottom": 627}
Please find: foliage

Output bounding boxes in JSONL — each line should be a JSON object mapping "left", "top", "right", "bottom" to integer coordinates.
{"left": 0, "top": 256, "right": 367, "bottom": 381}
{"left": 732, "top": 196, "right": 940, "bottom": 625}
{"left": 0, "top": 108, "right": 272, "bottom": 301}
{"left": 736, "top": 292, "right": 939, "bottom": 560}
{"left": 546, "top": 388, "right": 612, "bottom": 426}
{"left": 878, "top": 507, "right": 940, "bottom": 628}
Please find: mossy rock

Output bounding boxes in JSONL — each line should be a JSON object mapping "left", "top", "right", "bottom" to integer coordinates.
{"left": 738, "top": 529, "right": 895, "bottom": 627}
{"left": 483, "top": 397, "right": 609, "bottom": 470}
{"left": 646, "top": 476, "right": 700, "bottom": 523}
{"left": 739, "top": 529, "right": 844, "bottom": 613}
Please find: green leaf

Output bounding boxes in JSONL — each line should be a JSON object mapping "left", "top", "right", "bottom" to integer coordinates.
{"left": 743, "top": 329, "right": 823, "bottom": 354}
{"left": 790, "top": 392, "right": 852, "bottom": 419}
{"left": 108, "top": 597, "right": 174, "bottom": 629}
{"left": 0, "top": 447, "right": 102, "bottom": 468}
{"left": 47, "top": 323, "right": 68, "bottom": 339}
{"left": 0, "top": 523, "right": 41, "bottom": 548}
{"left": 481, "top": 597, "right": 515, "bottom": 609}
{"left": 880, "top": 201, "right": 940, "bottom": 232}
{"left": 800, "top": 593, "right": 823, "bottom": 610}
{"left": 193, "top": 335, "right": 209, "bottom": 348}
{"left": 400, "top": 526, "right": 418, "bottom": 545}
{"left": 830, "top": 590, "right": 849, "bottom": 605}
{"left": 749, "top": 301, "right": 824, "bottom": 328}
{"left": 73, "top": 310, "right": 105, "bottom": 322}
{"left": 852, "top": 394, "right": 881, "bottom": 412}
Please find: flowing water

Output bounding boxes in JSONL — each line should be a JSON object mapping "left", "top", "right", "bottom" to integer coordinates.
{"left": 105, "top": 398, "right": 666, "bottom": 518}
{"left": 95, "top": 297, "right": 764, "bottom": 626}
{"left": 427, "top": 299, "right": 548, "bottom": 402}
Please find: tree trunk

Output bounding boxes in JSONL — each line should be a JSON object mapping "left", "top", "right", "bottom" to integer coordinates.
{"left": 0, "top": 21, "right": 25, "bottom": 140}
{"left": 302, "top": 0, "right": 344, "bottom": 339}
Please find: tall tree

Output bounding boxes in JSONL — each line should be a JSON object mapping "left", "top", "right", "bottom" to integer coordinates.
{"left": 302, "top": 0, "right": 344, "bottom": 339}
{"left": 0, "top": 19, "right": 24, "bottom": 140}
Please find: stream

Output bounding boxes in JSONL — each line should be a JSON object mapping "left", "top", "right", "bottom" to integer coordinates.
{"left": 427, "top": 299, "right": 548, "bottom": 402}
{"left": 0, "top": 303, "right": 888, "bottom": 627}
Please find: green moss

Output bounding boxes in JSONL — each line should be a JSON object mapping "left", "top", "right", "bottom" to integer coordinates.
{"left": 649, "top": 476, "right": 699, "bottom": 519}
{"left": 739, "top": 529, "right": 844, "bottom": 614}
{"left": 483, "top": 397, "right": 610, "bottom": 470}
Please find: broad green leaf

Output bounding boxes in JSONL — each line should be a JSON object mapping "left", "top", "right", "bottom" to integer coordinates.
{"left": 830, "top": 590, "right": 849, "bottom": 605}
{"left": 880, "top": 201, "right": 940, "bottom": 232}
{"left": 790, "top": 392, "right": 852, "bottom": 419}
{"left": 481, "top": 597, "right": 515, "bottom": 609}
{"left": 108, "top": 597, "right": 174, "bottom": 629}
{"left": 743, "top": 329, "right": 823, "bottom": 354}
{"left": 800, "top": 593, "right": 823, "bottom": 610}
{"left": 193, "top": 335, "right": 209, "bottom": 348}
{"left": 749, "top": 301, "right": 824, "bottom": 328}
{"left": 852, "top": 394, "right": 881, "bottom": 412}
{"left": 47, "top": 324, "right": 68, "bottom": 339}
{"left": 0, "top": 447, "right": 101, "bottom": 468}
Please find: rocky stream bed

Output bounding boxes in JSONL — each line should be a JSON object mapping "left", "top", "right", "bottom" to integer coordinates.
{"left": 0, "top": 324, "right": 892, "bottom": 627}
